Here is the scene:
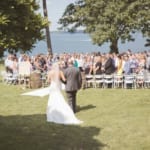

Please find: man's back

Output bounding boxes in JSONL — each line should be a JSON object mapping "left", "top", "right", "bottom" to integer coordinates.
{"left": 64, "top": 66, "right": 82, "bottom": 91}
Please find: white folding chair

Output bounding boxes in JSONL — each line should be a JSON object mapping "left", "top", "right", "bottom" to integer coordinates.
{"left": 94, "top": 74, "right": 104, "bottom": 88}
{"left": 124, "top": 74, "right": 136, "bottom": 89}
{"left": 113, "top": 74, "right": 124, "bottom": 88}
{"left": 135, "top": 74, "right": 144, "bottom": 88}
{"left": 5, "top": 72, "right": 14, "bottom": 84}
{"left": 144, "top": 73, "right": 150, "bottom": 88}
{"left": 103, "top": 74, "right": 113, "bottom": 88}
{"left": 85, "top": 74, "right": 95, "bottom": 88}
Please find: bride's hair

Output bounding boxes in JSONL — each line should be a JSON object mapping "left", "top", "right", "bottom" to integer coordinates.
{"left": 52, "top": 62, "right": 60, "bottom": 71}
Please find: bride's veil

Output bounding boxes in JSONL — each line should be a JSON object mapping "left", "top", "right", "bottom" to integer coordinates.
{"left": 21, "top": 62, "right": 62, "bottom": 97}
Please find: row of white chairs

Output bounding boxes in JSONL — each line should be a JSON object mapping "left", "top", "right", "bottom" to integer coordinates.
{"left": 85, "top": 73, "right": 150, "bottom": 89}
{"left": 1, "top": 71, "right": 30, "bottom": 87}
{"left": 0, "top": 71, "right": 48, "bottom": 88}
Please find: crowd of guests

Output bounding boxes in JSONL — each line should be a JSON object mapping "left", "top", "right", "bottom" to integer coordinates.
{"left": 4, "top": 49, "right": 150, "bottom": 78}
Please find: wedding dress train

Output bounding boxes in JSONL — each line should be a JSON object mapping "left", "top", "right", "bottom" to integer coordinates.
{"left": 47, "top": 81, "right": 83, "bottom": 125}
{"left": 21, "top": 87, "right": 50, "bottom": 97}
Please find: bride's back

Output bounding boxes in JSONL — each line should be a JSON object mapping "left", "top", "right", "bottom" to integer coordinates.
{"left": 49, "top": 70, "right": 59, "bottom": 82}
{"left": 48, "top": 62, "right": 66, "bottom": 90}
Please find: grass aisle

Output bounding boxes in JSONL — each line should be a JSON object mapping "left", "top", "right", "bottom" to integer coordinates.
{"left": 0, "top": 82, "right": 150, "bottom": 150}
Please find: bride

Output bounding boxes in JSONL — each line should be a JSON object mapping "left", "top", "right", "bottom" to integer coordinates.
{"left": 46, "top": 62, "right": 83, "bottom": 125}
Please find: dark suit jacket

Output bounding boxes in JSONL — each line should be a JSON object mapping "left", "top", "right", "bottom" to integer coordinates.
{"left": 105, "top": 58, "right": 115, "bottom": 74}
{"left": 64, "top": 66, "right": 82, "bottom": 92}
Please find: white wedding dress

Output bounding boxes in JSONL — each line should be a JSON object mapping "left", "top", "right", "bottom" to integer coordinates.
{"left": 47, "top": 80, "right": 82, "bottom": 125}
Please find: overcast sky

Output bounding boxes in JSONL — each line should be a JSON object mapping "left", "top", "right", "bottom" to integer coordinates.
{"left": 39, "top": 0, "right": 75, "bottom": 31}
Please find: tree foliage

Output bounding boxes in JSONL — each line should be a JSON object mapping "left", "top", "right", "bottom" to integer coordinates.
{"left": 0, "top": 0, "right": 48, "bottom": 57}
{"left": 59, "top": 0, "right": 150, "bottom": 53}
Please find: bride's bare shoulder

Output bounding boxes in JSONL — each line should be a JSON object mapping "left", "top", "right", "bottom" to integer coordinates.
{"left": 48, "top": 70, "right": 60, "bottom": 78}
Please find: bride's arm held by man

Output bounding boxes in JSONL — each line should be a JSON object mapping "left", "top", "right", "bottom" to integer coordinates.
{"left": 60, "top": 71, "right": 66, "bottom": 83}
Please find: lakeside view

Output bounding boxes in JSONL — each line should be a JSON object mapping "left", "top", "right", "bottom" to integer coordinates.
{"left": 31, "top": 31, "right": 149, "bottom": 56}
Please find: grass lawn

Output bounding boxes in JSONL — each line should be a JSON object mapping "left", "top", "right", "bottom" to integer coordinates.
{"left": 0, "top": 65, "right": 150, "bottom": 150}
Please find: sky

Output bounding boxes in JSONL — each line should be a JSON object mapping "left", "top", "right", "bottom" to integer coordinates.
{"left": 39, "top": 0, "right": 75, "bottom": 31}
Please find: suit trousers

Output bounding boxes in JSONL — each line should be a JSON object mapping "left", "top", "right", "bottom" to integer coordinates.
{"left": 66, "top": 91, "right": 77, "bottom": 113}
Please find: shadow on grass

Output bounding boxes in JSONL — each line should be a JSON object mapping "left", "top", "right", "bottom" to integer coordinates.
{"left": 77, "top": 104, "right": 96, "bottom": 112}
{"left": 0, "top": 114, "right": 106, "bottom": 150}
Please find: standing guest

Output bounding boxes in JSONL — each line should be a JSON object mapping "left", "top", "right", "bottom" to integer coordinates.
{"left": 116, "top": 55, "right": 124, "bottom": 75}
{"left": 130, "top": 54, "right": 138, "bottom": 73}
{"left": 77, "top": 55, "right": 86, "bottom": 89}
{"left": 93, "top": 55, "right": 102, "bottom": 75}
{"left": 104, "top": 53, "right": 115, "bottom": 74}
{"left": 33, "top": 55, "right": 44, "bottom": 72}
{"left": 41, "top": 55, "right": 47, "bottom": 72}
{"left": 5, "top": 54, "right": 13, "bottom": 73}
{"left": 76, "top": 54, "right": 84, "bottom": 71}
{"left": 89, "top": 54, "right": 96, "bottom": 75}
{"left": 46, "top": 54, "right": 53, "bottom": 71}
{"left": 18, "top": 53, "right": 25, "bottom": 64}
{"left": 101, "top": 54, "right": 106, "bottom": 74}
{"left": 146, "top": 52, "right": 150, "bottom": 72}
{"left": 18, "top": 55, "right": 32, "bottom": 75}
{"left": 64, "top": 59, "right": 82, "bottom": 113}
{"left": 73, "top": 54, "right": 79, "bottom": 68}
{"left": 84, "top": 55, "right": 93, "bottom": 75}
{"left": 12, "top": 57, "right": 19, "bottom": 74}
{"left": 123, "top": 55, "right": 131, "bottom": 75}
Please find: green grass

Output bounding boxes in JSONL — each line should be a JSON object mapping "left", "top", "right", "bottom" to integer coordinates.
{"left": 0, "top": 61, "right": 4, "bottom": 70}
{"left": 0, "top": 85, "right": 150, "bottom": 150}
{"left": 0, "top": 64, "right": 150, "bottom": 150}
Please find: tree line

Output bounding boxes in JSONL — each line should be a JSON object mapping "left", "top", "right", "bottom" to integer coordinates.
{"left": 0, "top": 0, "right": 150, "bottom": 57}
{"left": 0, "top": 0, "right": 51, "bottom": 57}
{"left": 59, "top": 0, "right": 150, "bottom": 53}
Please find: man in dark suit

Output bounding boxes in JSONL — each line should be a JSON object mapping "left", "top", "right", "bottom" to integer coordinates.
{"left": 64, "top": 59, "right": 82, "bottom": 113}
{"left": 104, "top": 53, "right": 115, "bottom": 74}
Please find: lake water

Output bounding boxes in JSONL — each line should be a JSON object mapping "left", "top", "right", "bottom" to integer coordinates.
{"left": 31, "top": 32, "right": 149, "bottom": 55}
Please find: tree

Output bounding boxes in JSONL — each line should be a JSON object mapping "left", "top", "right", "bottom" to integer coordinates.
{"left": 0, "top": 0, "right": 48, "bottom": 57}
{"left": 59, "top": 0, "right": 150, "bottom": 53}
{"left": 42, "top": 0, "right": 52, "bottom": 55}
{"left": 145, "top": 39, "right": 150, "bottom": 47}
